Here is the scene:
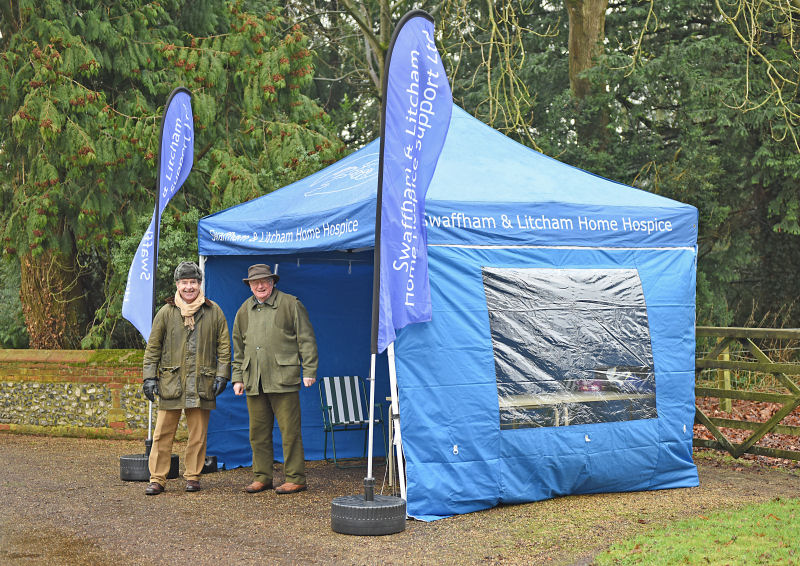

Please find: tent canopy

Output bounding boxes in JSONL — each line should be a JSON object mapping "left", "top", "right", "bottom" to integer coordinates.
{"left": 199, "top": 105, "right": 699, "bottom": 520}
{"left": 199, "top": 106, "right": 696, "bottom": 255}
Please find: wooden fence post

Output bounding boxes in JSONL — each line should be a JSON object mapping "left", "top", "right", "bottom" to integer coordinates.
{"left": 717, "top": 346, "right": 732, "bottom": 412}
{"left": 695, "top": 326, "right": 800, "bottom": 461}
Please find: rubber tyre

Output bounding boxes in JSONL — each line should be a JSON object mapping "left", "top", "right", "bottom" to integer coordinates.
{"left": 331, "top": 495, "right": 406, "bottom": 536}
{"left": 119, "top": 453, "right": 179, "bottom": 481}
{"left": 202, "top": 455, "right": 218, "bottom": 474}
{"left": 166, "top": 453, "right": 179, "bottom": 478}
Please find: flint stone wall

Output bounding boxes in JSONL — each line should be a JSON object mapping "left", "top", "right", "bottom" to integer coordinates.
{"left": 0, "top": 349, "right": 186, "bottom": 439}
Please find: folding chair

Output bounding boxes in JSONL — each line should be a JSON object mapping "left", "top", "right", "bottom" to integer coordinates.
{"left": 319, "top": 375, "right": 386, "bottom": 468}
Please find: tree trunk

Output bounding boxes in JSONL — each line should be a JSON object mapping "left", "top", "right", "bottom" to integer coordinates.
{"left": 19, "top": 249, "right": 86, "bottom": 349}
{"left": 565, "top": 0, "right": 609, "bottom": 145}
{"left": 565, "top": 0, "right": 608, "bottom": 100}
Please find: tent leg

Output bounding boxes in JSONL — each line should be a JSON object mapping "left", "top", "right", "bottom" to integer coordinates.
{"left": 387, "top": 343, "right": 406, "bottom": 501}
{"left": 198, "top": 255, "right": 206, "bottom": 294}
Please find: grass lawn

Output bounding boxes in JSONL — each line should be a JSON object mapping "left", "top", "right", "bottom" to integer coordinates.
{"left": 595, "top": 496, "right": 800, "bottom": 565}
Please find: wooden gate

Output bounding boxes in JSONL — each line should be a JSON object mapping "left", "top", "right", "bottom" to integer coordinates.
{"left": 694, "top": 327, "right": 800, "bottom": 460}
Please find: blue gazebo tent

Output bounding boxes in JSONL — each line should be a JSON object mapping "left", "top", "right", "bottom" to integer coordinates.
{"left": 198, "top": 105, "right": 699, "bottom": 520}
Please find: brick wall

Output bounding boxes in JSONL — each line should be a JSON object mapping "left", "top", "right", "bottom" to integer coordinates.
{"left": 0, "top": 349, "right": 185, "bottom": 439}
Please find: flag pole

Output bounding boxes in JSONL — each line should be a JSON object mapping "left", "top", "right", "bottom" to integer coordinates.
{"left": 330, "top": 4, "right": 408, "bottom": 513}
{"left": 365, "top": 353, "right": 377, "bottom": 498}
{"left": 146, "top": 103, "right": 164, "bottom": 455}
{"left": 121, "top": 87, "right": 195, "bottom": 482}
{"left": 145, "top": 86, "right": 190, "bottom": 452}
{"left": 363, "top": 7, "right": 405, "bottom": 504}
{"left": 364, "top": 8, "right": 432, "bottom": 503}
{"left": 333, "top": 9, "right": 449, "bottom": 535}
{"left": 363, "top": 32, "right": 390, "bottom": 500}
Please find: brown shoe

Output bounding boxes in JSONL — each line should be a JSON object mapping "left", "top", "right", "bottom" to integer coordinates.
{"left": 244, "top": 481, "right": 270, "bottom": 493}
{"left": 185, "top": 480, "right": 201, "bottom": 492}
{"left": 145, "top": 482, "right": 164, "bottom": 495}
{"left": 275, "top": 482, "right": 307, "bottom": 494}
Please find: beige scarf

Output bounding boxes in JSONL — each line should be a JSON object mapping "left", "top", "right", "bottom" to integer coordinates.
{"left": 174, "top": 291, "right": 205, "bottom": 331}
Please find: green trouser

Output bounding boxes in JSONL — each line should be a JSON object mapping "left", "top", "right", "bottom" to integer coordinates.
{"left": 246, "top": 390, "right": 306, "bottom": 485}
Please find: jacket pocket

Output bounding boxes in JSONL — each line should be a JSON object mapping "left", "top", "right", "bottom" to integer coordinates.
{"left": 198, "top": 367, "right": 216, "bottom": 400}
{"left": 275, "top": 352, "right": 300, "bottom": 366}
{"left": 158, "top": 366, "right": 183, "bottom": 400}
{"left": 274, "top": 352, "right": 301, "bottom": 385}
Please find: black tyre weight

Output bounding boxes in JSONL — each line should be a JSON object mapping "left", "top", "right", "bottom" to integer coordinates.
{"left": 119, "top": 453, "right": 179, "bottom": 481}
{"left": 331, "top": 494, "right": 406, "bottom": 536}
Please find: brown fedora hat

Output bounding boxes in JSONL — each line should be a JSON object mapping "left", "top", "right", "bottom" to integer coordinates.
{"left": 242, "top": 264, "right": 280, "bottom": 284}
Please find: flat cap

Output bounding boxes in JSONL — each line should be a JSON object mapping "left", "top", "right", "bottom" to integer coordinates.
{"left": 174, "top": 261, "right": 203, "bottom": 282}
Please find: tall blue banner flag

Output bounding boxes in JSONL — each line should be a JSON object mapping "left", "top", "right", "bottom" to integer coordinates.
{"left": 122, "top": 88, "right": 194, "bottom": 341}
{"left": 375, "top": 11, "right": 452, "bottom": 353}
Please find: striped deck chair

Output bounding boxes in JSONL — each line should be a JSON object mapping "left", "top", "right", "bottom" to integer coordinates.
{"left": 319, "top": 376, "right": 386, "bottom": 468}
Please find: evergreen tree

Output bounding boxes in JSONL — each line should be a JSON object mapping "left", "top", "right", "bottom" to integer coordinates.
{"left": 0, "top": 0, "right": 343, "bottom": 348}
{"left": 584, "top": 0, "right": 800, "bottom": 325}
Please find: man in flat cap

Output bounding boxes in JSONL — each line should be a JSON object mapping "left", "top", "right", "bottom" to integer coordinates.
{"left": 142, "top": 261, "right": 230, "bottom": 495}
{"left": 232, "top": 264, "right": 318, "bottom": 494}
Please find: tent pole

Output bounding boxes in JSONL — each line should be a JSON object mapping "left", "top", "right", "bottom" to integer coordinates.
{"left": 387, "top": 343, "right": 406, "bottom": 500}
{"left": 198, "top": 255, "right": 206, "bottom": 295}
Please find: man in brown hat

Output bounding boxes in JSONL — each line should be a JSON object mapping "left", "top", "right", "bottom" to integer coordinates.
{"left": 232, "top": 264, "right": 318, "bottom": 494}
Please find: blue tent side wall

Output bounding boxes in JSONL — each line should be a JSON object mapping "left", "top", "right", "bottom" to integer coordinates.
{"left": 396, "top": 245, "right": 699, "bottom": 520}
{"left": 204, "top": 251, "right": 390, "bottom": 469}
{"left": 204, "top": 242, "right": 699, "bottom": 519}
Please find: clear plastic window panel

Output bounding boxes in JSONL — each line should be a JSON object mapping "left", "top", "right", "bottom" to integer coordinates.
{"left": 483, "top": 267, "right": 657, "bottom": 429}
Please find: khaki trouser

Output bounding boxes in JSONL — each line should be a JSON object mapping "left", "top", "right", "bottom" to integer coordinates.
{"left": 246, "top": 391, "right": 306, "bottom": 485}
{"left": 149, "top": 408, "right": 210, "bottom": 485}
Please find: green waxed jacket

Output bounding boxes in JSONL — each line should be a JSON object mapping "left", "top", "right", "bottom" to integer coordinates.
{"left": 143, "top": 297, "right": 231, "bottom": 411}
{"left": 231, "top": 289, "right": 318, "bottom": 394}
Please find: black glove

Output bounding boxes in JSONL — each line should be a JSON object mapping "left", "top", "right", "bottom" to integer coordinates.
{"left": 213, "top": 376, "right": 227, "bottom": 398}
{"left": 142, "top": 378, "right": 159, "bottom": 402}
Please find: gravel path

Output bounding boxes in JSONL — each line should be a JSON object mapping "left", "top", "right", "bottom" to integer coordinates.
{"left": 1, "top": 433, "right": 798, "bottom": 565}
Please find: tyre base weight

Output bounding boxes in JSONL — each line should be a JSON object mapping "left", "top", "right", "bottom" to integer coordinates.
{"left": 119, "top": 453, "right": 179, "bottom": 481}
{"left": 331, "top": 494, "right": 406, "bottom": 536}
